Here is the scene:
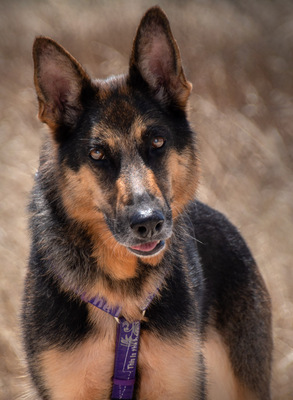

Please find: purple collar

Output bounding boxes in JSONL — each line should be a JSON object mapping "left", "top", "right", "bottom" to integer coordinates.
{"left": 81, "top": 288, "right": 160, "bottom": 399}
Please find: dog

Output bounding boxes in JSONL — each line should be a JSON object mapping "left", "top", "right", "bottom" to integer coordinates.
{"left": 22, "top": 6, "right": 272, "bottom": 400}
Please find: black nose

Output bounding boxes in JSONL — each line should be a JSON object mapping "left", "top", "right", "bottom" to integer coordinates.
{"left": 130, "top": 210, "right": 165, "bottom": 239}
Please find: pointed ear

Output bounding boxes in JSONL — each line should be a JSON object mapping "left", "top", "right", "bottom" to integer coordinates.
{"left": 129, "top": 6, "right": 192, "bottom": 109}
{"left": 33, "top": 37, "right": 91, "bottom": 130}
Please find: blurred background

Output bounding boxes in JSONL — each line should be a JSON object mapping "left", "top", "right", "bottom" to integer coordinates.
{"left": 0, "top": 0, "right": 292, "bottom": 398}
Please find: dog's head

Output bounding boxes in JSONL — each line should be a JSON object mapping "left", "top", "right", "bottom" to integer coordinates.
{"left": 33, "top": 7, "right": 198, "bottom": 278}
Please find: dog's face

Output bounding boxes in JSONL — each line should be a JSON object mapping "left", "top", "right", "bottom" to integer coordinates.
{"left": 33, "top": 7, "right": 198, "bottom": 275}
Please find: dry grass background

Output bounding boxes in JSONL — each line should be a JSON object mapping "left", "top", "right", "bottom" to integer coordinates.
{"left": 0, "top": 0, "right": 292, "bottom": 398}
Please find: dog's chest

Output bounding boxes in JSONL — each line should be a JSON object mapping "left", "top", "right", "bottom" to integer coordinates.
{"left": 137, "top": 330, "right": 200, "bottom": 399}
{"left": 40, "top": 325, "right": 199, "bottom": 399}
{"left": 40, "top": 331, "right": 115, "bottom": 399}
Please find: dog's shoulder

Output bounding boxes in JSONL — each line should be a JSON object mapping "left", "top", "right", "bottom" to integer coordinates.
{"left": 187, "top": 199, "right": 271, "bottom": 329}
{"left": 187, "top": 200, "right": 254, "bottom": 266}
{"left": 186, "top": 199, "right": 271, "bottom": 317}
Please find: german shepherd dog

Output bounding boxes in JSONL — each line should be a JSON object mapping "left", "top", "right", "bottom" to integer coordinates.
{"left": 22, "top": 6, "right": 272, "bottom": 400}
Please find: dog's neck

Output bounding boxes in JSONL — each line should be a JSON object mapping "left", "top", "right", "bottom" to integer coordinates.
{"left": 82, "top": 265, "right": 167, "bottom": 322}
{"left": 55, "top": 254, "right": 168, "bottom": 322}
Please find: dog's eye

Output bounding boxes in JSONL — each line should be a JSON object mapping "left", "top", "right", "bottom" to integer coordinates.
{"left": 89, "top": 149, "right": 105, "bottom": 161}
{"left": 151, "top": 137, "right": 165, "bottom": 149}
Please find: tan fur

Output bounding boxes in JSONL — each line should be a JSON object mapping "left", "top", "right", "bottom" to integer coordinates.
{"left": 138, "top": 330, "right": 200, "bottom": 399}
{"left": 131, "top": 117, "right": 147, "bottom": 144}
{"left": 91, "top": 125, "right": 119, "bottom": 150}
{"left": 144, "top": 167, "right": 163, "bottom": 198}
{"left": 92, "top": 239, "right": 138, "bottom": 281}
{"left": 116, "top": 175, "right": 130, "bottom": 206}
{"left": 40, "top": 329, "right": 116, "bottom": 400}
{"left": 168, "top": 149, "right": 199, "bottom": 218}
{"left": 204, "top": 328, "right": 257, "bottom": 400}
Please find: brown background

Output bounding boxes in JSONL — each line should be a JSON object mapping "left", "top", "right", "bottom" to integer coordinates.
{"left": 0, "top": 0, "right": 292, "bottom": 398}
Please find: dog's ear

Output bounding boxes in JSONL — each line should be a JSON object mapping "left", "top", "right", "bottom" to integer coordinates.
{"left": 33, "top": 37, "right": 92, "bottom": 131}
{"left": 129, "top": 6, "right": 192, "bottom": 109}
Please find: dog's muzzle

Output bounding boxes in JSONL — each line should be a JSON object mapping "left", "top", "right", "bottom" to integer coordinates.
{"left": 126, "top": 207, "right": 171, "bottom": 257}
{"left": 108, "top": 201, "right": 173, "bottom": 258}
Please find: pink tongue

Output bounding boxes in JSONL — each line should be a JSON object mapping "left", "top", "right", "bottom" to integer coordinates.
{"left": 130, "top": 241, "right": 158, "bottom": 252}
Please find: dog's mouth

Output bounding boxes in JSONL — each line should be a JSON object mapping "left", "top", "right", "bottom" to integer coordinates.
{"left": 128, "top": 240, "right": 165, "bottom": 257}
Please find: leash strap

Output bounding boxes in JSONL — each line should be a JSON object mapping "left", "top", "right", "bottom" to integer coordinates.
{"left": 112, "top": 318, "right": 141, "bottom": 399}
